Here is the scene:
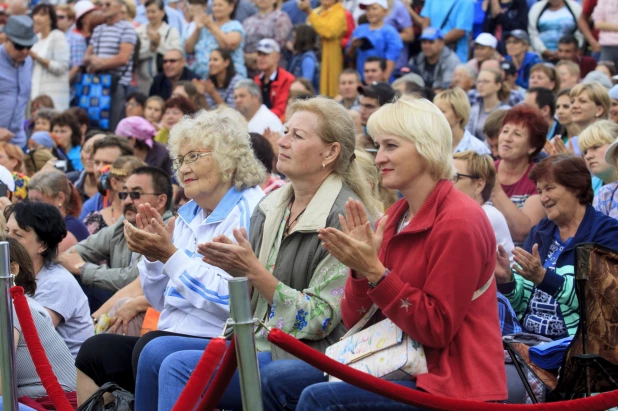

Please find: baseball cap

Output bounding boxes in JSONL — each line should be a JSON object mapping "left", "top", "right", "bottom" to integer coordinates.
{"left": 358, "top": 82, "right": 397, "bottom": 106}
{"left": 605, "top": 138, "right": 618, "bottom": 167}
{"left": 74, "top": 0, "right": 96, "bottom": 22}
{"left": 115, "top": 116, "right": 156, "bottom": 148}
{"left": 420, "top": 27, "right": 443, "bottom": 41}
{"left": 475, "top": 33, "right": 498, "bottom": 49}
{"left": 257, "top": 39, "right": 280, "bottom": 54}
{"left": 500, "top": 60, "right": 517, "bottom": 76}
{"left": 583, "top": 70, "right": 613, "bottom": 89}
{"left": 0, "top": 165, "right": 15, "bottom": 193}
{"left": 30, "top": 131, "right": 56, "bottom": 149}
{"left": 504, "top": 29, "right": 530, "bottom": 44}
{"left": 359, "top": 0, "right": 388, "bottom": 9}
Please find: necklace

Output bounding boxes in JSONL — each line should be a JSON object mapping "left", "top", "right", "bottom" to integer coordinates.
{"left": 110, "top": 204, "right": 120, "bottom": 224}
{"left": 284, "top": 199, "right": 307, "bottom": 237}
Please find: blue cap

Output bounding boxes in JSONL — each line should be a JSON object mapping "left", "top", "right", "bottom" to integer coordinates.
{"left": 611, "top": 85, "right": 618, "bottom": 101}
{"left": 30, "top": 131, "right": 55, "bottom": 149}
{"left": 420, "top": 27, "right": 443, "bottom": 41}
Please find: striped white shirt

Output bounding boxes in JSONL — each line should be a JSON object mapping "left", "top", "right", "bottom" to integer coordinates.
{"left": 90, "top": 20, "right": 137, "bottom": 86}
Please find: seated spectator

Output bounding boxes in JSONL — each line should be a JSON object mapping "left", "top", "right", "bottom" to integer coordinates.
{"left": 32, "top": 108, "right": 56, "bottom": 133}
{"left": 495, "top": 154, "right": 618, "bottom": 338}
{"left": 548, "top": 88, "right": 580, "bottom": 154}
{"left": 194, "top": 48, "right": 244, "bottom": 108}
{"left": 529, "top": 63, "right": 560, "bottom": 93}
{"left": 149, "top": 48, "right": 199, "bottom": 101}
{"left": 261, "top": 94, "right": 506, "bottom": 409}
{"left": 25, "top": 96, "right": 55, "bottom": 139}
{"left": 233, "top": 79, "right": 283, "bottom": 135}
{"left": 483, "top": 109, "right": 509, "bottom": 159}
{"left": 115, "top": 117, "right": 172, "bottom": 174}
{"left": 596, "top": 60, "right": 618, "bottom": 80}
{"left": 83, "top": 156, "right": 145, "bottom": 236}
{"left": 79, "top": 136, "right": 134, "bottom": 220}
{"left": 555, "top": 59, "right": 580, "bottom": 90}
{"left": 591, "top": 0, "right": 618, "bottom": 64}
{"left": 172, "top": 80, "right": 205, "bottom": 110}
{"left": 289, "top": 78, "right": 316, "bottom": 95}
{"left": 467, "top": 69, "right": 511, "bottom": 141}
{"left": 467, "top": 33, "right": 500, "bottom": 74}
{"left": 528, "top": 0, "right": 582, "bottom": 62}
{"left": 570, "top": 83, "right": 611, "bottom": 150}
{"left": 248, "top": 132, "right": 286, "bottom": 194}
{"left": 580, "top": 120, "right": 618, "bottom": 196}
{"left": 525, "top": 87, "right": 561, "bottom": 140}
{"left": 336, "top": 69, "right": 362, "bottom": 111}
{"left": 452, "top": 64, "right": 476, "bottom": 93}
{"left": 124, "top": 92, "right": 147, "bottom": 118}
{"left": 490, "top": 105, "right": 548, "bottom": 245}
{"left": 363, "top": 56, "right": 388, "bottom": 84}
{"left": 453, "top": 150, "right": 514, "bottom": 261}
{"left": 154, "top": 95, "right": 197, "bottom": 145}
{"left": 144, "top": 96, "right": 165, "bottom": 128}
{"left": 75, "top": 107, "right": 266, "bottom": 406}
{"left": 60, "top": 166, "right": 173, "bottom": 306}
{"left": 434, "top": 88, "right": 491, "bottom": 155}
{"left": 420, "top": 0, "right": 474, "bottom": 62}
{"left": 287, "top": 24, "right": 319, "bottom": 93}
{"left": 505, "top": 29, "right": 542, "bottom": 89}
{"left": 599, "top": 128, "right": 618, "bottom": 219}
{"left": 6, "top": 202, "right": 94, "bottom": 358}
{"left": 582, "top": 70, "right": 613, "bottom": 90}
{"left": 65, "top": 107, "right": 90, "bottom": 145}
{"left": 254, "top": 39, "right": 295, "bottom": 121}
{"left": 0, "top": 142, "right": 29, "bottom": 202}
{"left": 51, "top": 111, "right": 83, "bottom": 171}
{"left": 346, "top": 0, "right": 403, "bottom": 82}
{"left": 28, "top": 170, "right": 90, "bottom": 252}
{"left": 610, "top": 85, "right": 618, "bottom": 124}
{"left": 23, "top": 138, "right": 55, "bottom": 177}
{"left": 500, "top": 60, "right": 526, "bottom": 96}
{"left": 468, "top": 61, "right": 525, "bottom": 107}
{"left": 135, "top": 0, "right": 181, "bottom": 95}
{"left": 392, "top": 73, "right": 433, "bottom": 98}
{"left": 357, "top": 82, "right": 398, "bottom": 149}
{"left": 70, "top": 133, "right": 107, "bottom": 202}
{"left": 6, "top": 237, "right": 77, "bottom": 400}
{"left": 412, "top": 27, "right": 460, "bottom": 91}
{"left": 557, "top": 34, "right": 596, "bottom": 78}
{"left": 482, "top": 0, "right": 528, "bottom": 43}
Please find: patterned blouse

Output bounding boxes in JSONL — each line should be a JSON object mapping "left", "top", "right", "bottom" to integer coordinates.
{"left": 242, "top": 10, "right": 292, "bottom": 54}
{"left": 593, "top": 181, "right": 618, "bottom": 219}
{"left": 254, "top": 204, "right": 349, "bottom": 351}
{"left": 189, "top": 20, "right": 247, "bottom": 79}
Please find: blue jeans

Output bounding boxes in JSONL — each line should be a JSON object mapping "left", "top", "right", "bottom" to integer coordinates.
{"left": 0, "top": 398, "right": 36, "bottom": 411}
{"left": 261, "top": 359, "right": 327, "bottom": 410}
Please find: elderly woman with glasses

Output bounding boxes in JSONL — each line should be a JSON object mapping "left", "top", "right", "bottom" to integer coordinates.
{"left": 74, "top": 106, "right": 266, "bottom": 406}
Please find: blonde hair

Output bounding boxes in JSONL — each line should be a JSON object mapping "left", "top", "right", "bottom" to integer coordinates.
{"left": 168, "top": 107, "right": 266, "bottom": 190}
{"left": 434, "top": 87, "right": 471, "bottom": 129}
{"left": 0, "top": 142, "right": 24, "bottom": 173}
{"left": 367, "top": 95, "right": 454, "bottom": 181}
{"left": 452, "top": 150, "right": 496, "bottom": 202}
{"left": 55, "top": 4, "right": 75, "bottom": 20}
{"left": 28, "top": 169, "right": 82, "bottom": 217}
{"left": 556, "top": 59, "right": 580, "bottom": 78}
{"left": 578, "top": 120, "right": 618, "bottom": 154}
{"left": 354, "top": 149, "right": 384, "bottom": 214}
{"left": 286, "top": 97, "right": 381, "bottom": 219}
{"left": 570, "top": 83, "right": 611, "bottom": 119}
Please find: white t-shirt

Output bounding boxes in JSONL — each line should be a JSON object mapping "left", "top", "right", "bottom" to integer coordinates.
{"left": 483, "top": 204, "right": 515, "bottom": 263}
{"left": 248, "top": 104, "right": 283, "bottom": 135}
{"left": 33, "top": 264, "right": 94, "bottom": 358}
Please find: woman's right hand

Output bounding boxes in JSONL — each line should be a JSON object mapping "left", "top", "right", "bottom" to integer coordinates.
{"left": 108, "top": 299, "right": 141, "bottom": 335}
{"left": 494, "top": 244, "right": 512, "bottom": 284}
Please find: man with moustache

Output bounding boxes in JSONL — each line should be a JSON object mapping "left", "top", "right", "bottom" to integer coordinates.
{"left": 59, "top": 166, "right": 173, "bottom": 310}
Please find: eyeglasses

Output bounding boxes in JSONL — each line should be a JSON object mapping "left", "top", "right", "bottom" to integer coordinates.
{"left": 163, "top": 58, "right": 181, "bottom": 64}
{"left": 172, "top": 150, "right": 212, "bottom": 171}
{"left": 450, "top": 173, "right": 479, "bottom": 183}
{"left": 12, "top": 42, "right": 32, "bottom": 51}
{"left": 118, "top": 191, "right": 161, "bottom": 200}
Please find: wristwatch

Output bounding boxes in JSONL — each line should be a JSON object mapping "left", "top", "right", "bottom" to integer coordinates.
{"left": 368, "top": 268, "right": 390, "bottom": 289}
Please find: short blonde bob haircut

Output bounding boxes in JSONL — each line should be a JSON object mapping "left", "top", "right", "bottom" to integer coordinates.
{"left": 570, "top": 83, "right": 611, "bottom": 120}
{"left": 434, "top": 87, "right": 471, "bottom": 129}
{"left": 452, "top": 150, "right": 496, "bottom": 203}
{"left": 168, "top": 107, "right": 266, "bottom": 190}
{"left": 578, "top": 120, "right": 618, "bottom": 155}
{"left": 556, "top": 59, "right": 580, "bottom": 78}
{"left": 367, "top": 95, "right": 454, "bottom": 181}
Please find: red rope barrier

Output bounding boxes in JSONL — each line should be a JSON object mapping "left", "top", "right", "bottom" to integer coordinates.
{"left": 171, "top": 337, "right": 227, "bottom": 411}
{"left": 267, "top": 328, "right": 618, "bottom": 411}
{"left": 197, "top": 337, "right": 238, "bottom": 411}
{"left": 10, "top": 286, "right": 73, "bottom": 411}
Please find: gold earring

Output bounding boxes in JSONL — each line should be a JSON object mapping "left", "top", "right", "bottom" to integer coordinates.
{"left": 322, "top": 163, "right": 325, "bottom": 169}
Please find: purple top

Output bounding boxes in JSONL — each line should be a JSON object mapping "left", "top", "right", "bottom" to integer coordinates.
{"left": 65, "top": 215, "right": 90, "bottom": 242}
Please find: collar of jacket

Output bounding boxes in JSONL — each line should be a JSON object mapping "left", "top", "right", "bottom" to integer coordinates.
{"left": 533, "top": 204, "right": 594, "bottom": 256}
{"left": 177, "top": 186, "right": 247, "bottom": 225}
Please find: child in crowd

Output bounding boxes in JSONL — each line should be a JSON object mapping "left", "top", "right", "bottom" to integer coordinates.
{"left": 144, "top": 96, "right": 165, "bottom": 130}
{"left": 32, "top": 109, "right": 57, "bottom": 133}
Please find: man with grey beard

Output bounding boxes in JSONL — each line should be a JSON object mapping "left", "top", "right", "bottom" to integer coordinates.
{"left": 59, "top": 166, "right": 173, "bottom": 311}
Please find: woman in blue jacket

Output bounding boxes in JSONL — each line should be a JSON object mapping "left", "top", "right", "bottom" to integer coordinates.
{"left": 495, "top": 154, "right": 618, "bottom": 339}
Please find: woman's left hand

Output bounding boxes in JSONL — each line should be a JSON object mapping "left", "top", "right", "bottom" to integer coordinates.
{"left": 124, "top": 204, "right": 177, "bottom": 263}
{"left": 197, "top": 227, "right": 262, "bottom": 278}
{"left": 512, "top": 244, "right": 546, "bottom": 285}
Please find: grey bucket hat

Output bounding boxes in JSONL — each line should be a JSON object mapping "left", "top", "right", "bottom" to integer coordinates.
{"left": 2, "top": 15, "right": 38, "bottom": 47}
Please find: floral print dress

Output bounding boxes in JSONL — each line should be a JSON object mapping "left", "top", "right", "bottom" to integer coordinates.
{"left": 254, "top": 203, "right": 349, "bottom": 351}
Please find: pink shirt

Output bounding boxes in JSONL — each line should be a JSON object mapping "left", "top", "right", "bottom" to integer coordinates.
{"left": 593, "top": 0, "right": 618, "bottom": 46}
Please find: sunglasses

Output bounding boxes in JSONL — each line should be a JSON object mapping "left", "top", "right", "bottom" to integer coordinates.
{"left": 163, "top": 58, "right": 180, "bottom": 64}
{"left": 118, "top": 191, "right": 161, "bottom": 200}
{"left": 12, "top": 42, "right": 32, "bottom": 51}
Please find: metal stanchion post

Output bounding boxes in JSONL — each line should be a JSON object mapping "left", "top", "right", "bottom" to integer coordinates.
{"left": 0, "top": 241, "right": 17, "bottom": 411}
{"left": 228, "top": 277, "right": 263, "bottom": 411}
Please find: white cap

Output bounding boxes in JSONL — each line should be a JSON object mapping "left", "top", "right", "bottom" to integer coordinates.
{"left": 74, "top": 0, "right": 96, "bottom": 22}
{"left": 475, "top": 33, "right": 498, "bottom": 49}
{"left": 359, "top": 0, "right": 389, "bottom": 9}
{"left": 0, "top": 165, "right": 15, "bottom": 193}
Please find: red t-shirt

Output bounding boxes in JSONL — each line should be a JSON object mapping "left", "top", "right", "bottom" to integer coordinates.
{"left": 495, "top": 160, "right": 537, "bottom": 209}
{"left": 582, "top": 0, "right": 600, "bottom": 41}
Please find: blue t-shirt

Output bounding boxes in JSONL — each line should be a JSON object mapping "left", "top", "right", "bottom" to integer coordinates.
{"left": 79, "top": 192, "right": 104, "bottom": 220}
{"left": 65, "top": 215, "right": 90, "bottom": 242}
{"left": 347, "top": 24, "right": 403, "bottom": 82}
{"left": 281, "top": 0, "right": 320, "bottom": 25}
{"left": 420, "top": 0, "right": 474, "bottom": 63}
{"left": 68, "top": 146, "right": 83, "bottom": 171}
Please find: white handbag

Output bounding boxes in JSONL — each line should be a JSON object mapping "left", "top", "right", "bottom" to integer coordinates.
{"left": 325, "top": 275, "right": 494, "bottom": 381}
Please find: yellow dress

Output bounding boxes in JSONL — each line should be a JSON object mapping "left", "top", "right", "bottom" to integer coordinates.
{"left": 307, "top": 3, "right": 347, "bottom": 98}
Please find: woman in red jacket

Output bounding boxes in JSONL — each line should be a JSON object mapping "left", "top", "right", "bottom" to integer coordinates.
{"left": 301, "top": 95, "right": 508, "bottom": 408}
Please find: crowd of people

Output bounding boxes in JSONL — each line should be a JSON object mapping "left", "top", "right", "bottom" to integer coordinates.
{"left": 1, "top": 0, "right": 618, "bottom": 409}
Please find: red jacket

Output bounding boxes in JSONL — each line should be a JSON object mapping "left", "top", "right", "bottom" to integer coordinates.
{"left": 341, "top": 180, "right": 507, "bottom": 401}
{"left": 254, "top": 67, "right": 295, "bottom": 121}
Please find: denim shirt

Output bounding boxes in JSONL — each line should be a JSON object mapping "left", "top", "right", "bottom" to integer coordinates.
{"left": 0, "top": 45, "right": 32, "bottom": 148}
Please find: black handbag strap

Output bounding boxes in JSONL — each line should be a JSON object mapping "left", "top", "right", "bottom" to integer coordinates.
{"left": 440, "top": 1, "right": 457, "bottom": 30}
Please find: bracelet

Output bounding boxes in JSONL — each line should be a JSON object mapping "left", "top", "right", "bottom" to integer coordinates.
{"left": 368, "top": 268, "right": 390, "bottom": 289}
